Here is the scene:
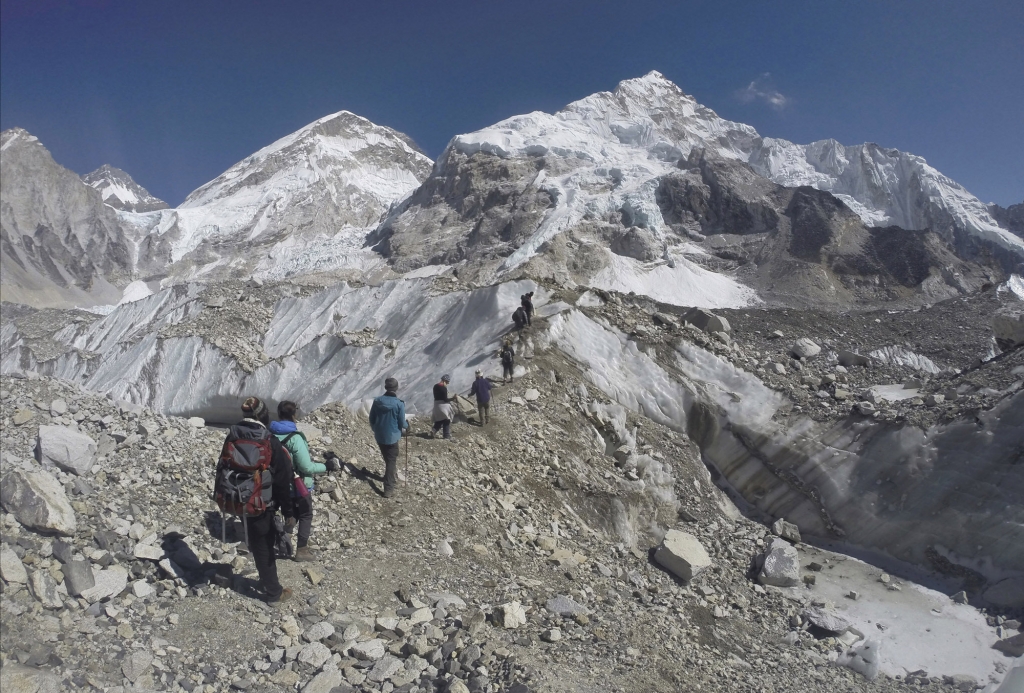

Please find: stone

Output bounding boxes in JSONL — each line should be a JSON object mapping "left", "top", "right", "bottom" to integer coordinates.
{"left": 925, "top": 393, "right": 946, "bottom": 407}
{"left": 301, "top": 668, "right": 343, "bottom": 693}
{"left": 494, "top": 601, "right": 527, "bottom": 629}
{"left": 304, "top": 621, "right": 334, "bottom": 641}
{"left": 984, "top": 577, "right": 1024, "bottom": 608}
{"left": 35, "top": 425, "right": 96, "bottom": 475}
{"left": 0, "top": 469, "right": 77, "bottom": 536}
{"left": 993, "top": 307, "right": 1024, "bottom": 351}
{"left": 837, "top": 350, "right": 872, "bottom": 367}
{"left": 837, "top": 639, "right": 881, "bottom": 680}
{"left": 132, "top": 579, "right": 155, "bottom": 598}
{"left": 803, "top": 605, "right": 850, "bottom": 633}
{"left": 297, "top": 641, "right": 331, "bottom": 668}
{"left": 772, "top": 363, "right": 786, "bottom": 375}
{"left": 51, "top": 539, "right": 74, "bottom": 564}
{"left": 431, "top": 592, "right": 467, "bottom": 610}
{"left": 461, "top": 607, "right": 486, "bottom": 634}
{"left": 81, "top": 565, "right": 128, "bottom": 603}
{"left": 790, "top": 338, "right": 821, "bottom": 360}
{"left": 541, "top": 627, "right": 562, "bottom": 642}
{"left": 758, "top": 539, "right": 800, "bottom": 587}
{"left": 61, "top": 559, "right": 95, "bottom": 596}
{"left": 682, "top": 307, "right": 731, "bottom": 335}
{"left": 437, "top": 540, "right": 454, "bottom": 557}
{"left": 448, "top": 680, "right": 471, "bottom": 693}
{"left": 351, "top": 638, "right": 387, "bottom": 660}
{"left": 0, "top": 663, "right": 61, "bottom": 693}
{"left": 536, "top": 535, "right": 558, "bottom": 551}
{"left": 952, "top": 591, "right": 969, "bottom": 604}
{"left": 187, "top": 416, "right": 206, "bottom": 428}
{"left": 943, "top": 675, "right": 979, "bottom": 692}
{"left": 12, "top": 409, "right": 36, "bottom": 425}
{"left": 653, "top": 529, "right": 711, "bottom": 581}
{"left": 1, "top": 546, "right": 28, "bottom": 583}
{"left": 994, "top": 633, "right": 1024, "bottom": 657}
{"left": 854, "top": 401, "right": 876, "bottom": 415}
{"left": 134, "top": 543, "right": 165, "bottom": 561}
{"left": 367, "top": 655, "right": 403, "bottom": 682}
{"left": 545, "top": 594, "right": 590, "bottom": 617}
{"left": 523, "top": 389, "right": 540, "bottom": 402}
{"left": 304, "top": 566, "right": 324, "bottom": 585}
{"left": 49, "top": 399, "right": 67, "bottom": 415}
{"left": 122, "top": 650, "right": 154, "bottom": 683}
{"left": 28, "top": 570, "right": 63, "bottom": 609}
{"left": 771, "top": 518, "right": 801, "bottom": 543}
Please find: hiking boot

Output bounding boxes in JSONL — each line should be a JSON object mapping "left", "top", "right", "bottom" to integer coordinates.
{"left": 383, "top": 487, "right": 396, "bottom": 499}
{"left": 267, "top": 587, "right": 292, "bottom": 603}
{"left": 293, "top": 546, "right": 315, "bottom": 562}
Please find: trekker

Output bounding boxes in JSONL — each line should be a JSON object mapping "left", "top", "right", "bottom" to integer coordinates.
{"left": 270, "top": 401, "right": 339, "bottom": 562}
{"left": 368, "top": 377, "right": 409, "bottom": 498}
{"left": 521, "top": 292, "right": 534, "bottom": 326}
{"left": 512, "top": 306, "right": 528, "bottom": 330}
{"left": 431, "top": 374, "right": 456, "bottom": 439}
{"left": 218, "top": 397, "right": 295, "bottom": 603}
{"left": 469, "top": 369, "right": 492, "bottom": 425}
{"left": 501, "top": 341, "right": 515, "bottom": 383}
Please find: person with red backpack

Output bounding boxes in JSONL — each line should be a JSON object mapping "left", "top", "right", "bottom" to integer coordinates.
{"left": 270, "top": 400, "right": 339, "bottom": 562}
{"left": 214, "top": 396, "right": 296, "bottom": 603}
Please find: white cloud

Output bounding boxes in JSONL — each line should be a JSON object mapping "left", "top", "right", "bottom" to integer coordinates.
{"left": 736, "top": 73, "right": 789, "bottom": 111}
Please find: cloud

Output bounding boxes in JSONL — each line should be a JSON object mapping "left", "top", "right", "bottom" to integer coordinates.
{"left": 736, "top": 73, "right": 789, "bottom": 111}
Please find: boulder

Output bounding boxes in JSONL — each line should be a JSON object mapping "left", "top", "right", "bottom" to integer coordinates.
{"left": 790, "top": 338, "right": 821, "bottom": 360}
{"left": 0, "top": 546, "right": 28, "bottom": 583}
{"left": 993, "top": 633, "right": 1024, "bottom": 657}
{"left": 302, "top": 668, "right": 343, "bottom": 693}
{"left": 0, "top": 664, "right": 61, "bottom": 693}
{"left": 81, "top": 565, "right": 128, "bottom": 603}
{"left": 28, "top": 570, "right": 63, "bottom": 609}
{"left": 351, "top": 638, "right": 387, "bottom": 660}
{"left": 653, "top": 529, "right": 712, "bottom": 581}
{"left": 494, "top": 600, "right": 527, "bottom": 629}
{"left": 187, "top": 416, "right": 206, "bottom": 428}
{"left": 838, "top": 350, "right": 872, "bottom": 367}
{"left": 35, "top": 425, "right": 96, "bottom": 475}
{"left": 61, "top": 559, "right": 95, "bottom": 596}
{"left": 772, "top": 518, "right": 801, "bottom": 544}
{"left": 122, "top": 650, "right": 153, "bottom": 683}
{"left": 523, "top": 389, "right": 540, "bottom": 402}
{"left": 803, "top": 605, "right": 850, "bottom": 633}
{"left": 545, "top": 594, "right": 590, "bottom": 617}
{"left": 994, "top": 307, "right": 1024, "bottom": 351}
{"left": 0, "top": 469, "right": 77, "bottom": 536}
{"left": 682, "top": 307, "right": 731, "bottom": 335}
{"left": 304, "top": 621, "right": 335, "bottom": 642}
{"left": 758, "top": 538, "right": 800, "bottom": 587}
{"left": 610, "top": 226, "right": 662, "bottom": 262}
{"left": 984, "top": 577, "right": 1024, "bottom": 608}
{"left": 297, "top": 641, "right": 331, "bottom": 668}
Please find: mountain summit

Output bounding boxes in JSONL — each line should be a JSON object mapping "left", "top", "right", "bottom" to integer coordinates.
{"left": 82, "top": 164, "right": 168, "bottom": 213}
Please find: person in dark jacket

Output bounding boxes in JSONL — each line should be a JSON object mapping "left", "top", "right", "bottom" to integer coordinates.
{"left": 431, "top": 374, "right": 456, "bottom": 440}
{"left": 521, "top": 292, "right": 534, "bottom": 325}
{"left": 468, "top": 369, "right": 492, "bottom": 425}
{"left": 270, "top": 400, "right": 339, "bottom": 562}
{"left": 230, "top": 396, "right": 295, "bottom": 603}
{"left": 500, "top": 341, "right": 515, "bottom": 383}
{"left": 368, "top": 377, "right": 409, "bottom": 498}
{"left": 512, "top": 306, "right": 528, "bottom": 331}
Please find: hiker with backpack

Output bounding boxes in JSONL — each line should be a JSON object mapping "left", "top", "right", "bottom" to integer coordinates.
{"left": 512, "top": 306, "right": 528, "bottom": 331}
{"left": 521, "top": 292, "right": 534, "bottom": 325}
{"left": 368, "top": 377, "right": 409, "bottom": 498}
{"left": 468, "top": 369, "right": 492, "bottom": 425}
{"left": 501, "top": 340, "right": 515, "bottom": 383}
{"left": 431, "top": 374, "right": 456, "bottom": 440}
{"left": 213, "top": 396, "right": 295, "bottom": 603}
{"left": 269, "top": 400, "right": 340, "bottom": 562}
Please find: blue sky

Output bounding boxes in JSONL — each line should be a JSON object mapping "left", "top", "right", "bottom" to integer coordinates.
{"left": 2, "top": 0, "right": 1021, "bottom": 206}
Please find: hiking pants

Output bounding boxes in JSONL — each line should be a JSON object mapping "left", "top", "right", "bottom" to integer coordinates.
{"left": 246, "top": 511, "right": 282, "bottom": 600}
{"left": 503, "top": 363, "right": 514, "bottom": 380}
{"left": 379, "top": 442, "right": 400, "bottom": 494}
{"left": 292, "top": 494, "right": 313, "bottom": 548}
{"left": 432, "top": 419, "right": 451, "bottom": 439}
{"left": 478, "top": 401, "right": 490, "bottom": 424}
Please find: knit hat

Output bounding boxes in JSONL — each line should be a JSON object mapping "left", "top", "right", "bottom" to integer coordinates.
{"left": 384, "top": 377, "right": 399, "bottom": 393}
{"left": 441, "top": 374, "right": 451, "bottom": 383}
{"left": 475, "top": 369, "right": 483, "bottom": 377}
{"left": 241, "top": 396, "right": 267, "bottom": 420}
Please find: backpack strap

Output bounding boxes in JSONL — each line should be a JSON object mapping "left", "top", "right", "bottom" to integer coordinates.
{"left": 281, "top": 432, "right": 299, "bottom": 445}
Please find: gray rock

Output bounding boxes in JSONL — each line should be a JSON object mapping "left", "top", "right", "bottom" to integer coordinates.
{"left": 367, "top": 655, "right": 403, "bottom": 682}
{"left": 610, "top": 226, "right": 662, "bottom": 261}
{"left": 771, "top": 518, "right": 801, "bottom": 543}
{"left": 0, "top": 468, "right": 77, "bottom": 536}
{"left": 545, "top": 594, "right": 590, "bottom": 617}
{"left": 28, "top": 570, "right": 63, "bottom": 609}
{"left": 351, "top": 638, "right": 387, "bottom": 660}
{"left": 803, "top": 605, "right": 850, "bottom": 633}
{"left": 0, "top": 546, "right": 28, "bottom": 583}
{"left": 61, "top": 559, "right": 95, "bottom": 596}
{"left": 653, "top": 529, "right": 711, "bottom": 581}
{"left": 523, "top": 388, "right": 540, "bottom": 402}
{"left": 36, "top": 425, "right": 96, "bottom": 475}
{"left": 80, "top": 565, "right": 128, "bottom": 603}
{"left": 187, "top": 416, "right": 206, "bottom": 428}
{"left": 984, "top": 577, "right": 1024, "bottom": 608}
{"left": 994, "top": 307, "right": 1024, "bottom": 351}
{"left": 758, "top": 538, "right": 800, "bottom": 587}
{"left": 790, "top": 338, "right": 821, "bottom": 360}
{"left": 682, "top": 307, "right": 731, "bottom": 335}
{"left": 837, "top": 350, "right": 872, "bottom": 367}
{"left": 301, "top": 668, "right": 343, "bottom": 693}
{"left": 304, "top": 621, "right": 334, "bottom": 641}
{"left": 297, "top": 641, "right": 331, "bottom": 668}
{"left": 494, "top": 601, "right": 527, "bottom": 628}
{"left": 122, "top": 650, "right": 154, "bottom": 683}
{"left": 0, "top": 663, "right": 61, "bottom": 693}
{"left": 51, "top": 539, "right": 74, "bottom": 564}
{"left": 134, "top": 543, "right": 165, "bottom": 561}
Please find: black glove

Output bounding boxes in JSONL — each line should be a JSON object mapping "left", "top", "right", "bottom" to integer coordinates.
{"left": 325, "top": 456, "right": 341, "bottom": 472}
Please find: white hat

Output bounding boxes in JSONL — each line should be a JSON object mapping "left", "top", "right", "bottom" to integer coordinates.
{"left": 475, "top": 369, "right": 483, "bottom": 376}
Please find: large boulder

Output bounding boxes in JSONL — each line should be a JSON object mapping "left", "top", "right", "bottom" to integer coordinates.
{"left": 654, "top": 529, "right": 712, "bottom": 581}
{"left": 80, "top": 565, "right": 128, "bottom": 603}
{"left": 0, "top": 664, "right": 61, "bottom": 693}
{"left": 790, "top": 338, "right": 821, "bottom": 360}
{"left": 610, "top": 226, "right": 662, "bottom": 262}
{"left": 758, "top": 538, "right": 800, "bottom": 587}
{"left": 994, "top": 307, "right": 1024, "bottom": 352}
{"left": 36, "top": 425, "right": 96, "bottom": 475}
{"left": 682, "top": 307, "right": 731, "bottom": 335}
{"left": 0, "top": 546, "right": 28, "bottom": 583}
{"left": 494, "top": 601, "right": 527, "bottom": 629}
{"left": 61, "top": 559, "right": 96, "bottom": 597}
{"left": 0, "top": 469, "right": 77, "bottom": 536}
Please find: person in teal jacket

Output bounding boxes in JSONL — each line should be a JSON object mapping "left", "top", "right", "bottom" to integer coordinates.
{"left": 270, "top": 400, "right": 338, "bottom": 561}
{"left": 368, "top": 377, "right": 409, "bottom": 498}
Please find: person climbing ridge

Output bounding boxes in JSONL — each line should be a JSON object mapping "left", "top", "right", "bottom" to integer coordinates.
{"left": 431, "top": 373, "right": 456, "bottom": 439}
{"left": 501, "top": 340, "right": 515, "bottom": 384}
{"left": 521, "top": 291, "right": 534, "bottom": 326}
{"left": 368, "top": 377, "right": 409, "bottom": 498}
{"left": 468, "top": 369, "right": 492, "bottom": 425}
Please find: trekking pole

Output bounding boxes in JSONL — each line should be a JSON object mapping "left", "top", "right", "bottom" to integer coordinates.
{"left": 404, "top": 433, "right": 409, "bottom": 486}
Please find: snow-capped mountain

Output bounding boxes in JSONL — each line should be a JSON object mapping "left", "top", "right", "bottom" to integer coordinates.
{"left": 124, "top": 111, "right": 433, "bottom": 283}
{"left": 0, "top": 128, "right": 133, "bottom": 308}
{"left": 82, "top": 164, "right": 168, "bottom": 213}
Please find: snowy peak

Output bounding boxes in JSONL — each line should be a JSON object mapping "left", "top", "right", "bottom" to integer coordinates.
{"left": 82, "top": 164, "right": 168, "bottom": 213}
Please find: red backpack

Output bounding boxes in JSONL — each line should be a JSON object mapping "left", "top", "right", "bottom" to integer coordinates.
{"left": 213, "top": 424, "right": 274, "bottom": 535}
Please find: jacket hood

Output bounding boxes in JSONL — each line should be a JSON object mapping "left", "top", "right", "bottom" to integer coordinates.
{"left": 269, "top": 420, "right": 298, "bottom": 435}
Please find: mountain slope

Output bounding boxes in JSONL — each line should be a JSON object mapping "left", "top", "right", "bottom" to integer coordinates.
{"left": 0, "top": 128, "right": 133, "bottom": 308}
{"left": 126, "top": 111, "right": 433, "bottom": 283}
{"left": 82, "top": 164, "right": 168, "bottom": 213}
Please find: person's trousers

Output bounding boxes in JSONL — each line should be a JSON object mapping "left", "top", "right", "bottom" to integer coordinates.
{"left": 432, "top": 419, "right": 451, "bottom": 439}
{"left": 245, "top": 511, "right": 282, "bottom": 599}
{"left": 478, "top": 401, "right": 490, "bottom": 423}
{"left": 503, "top": 364, "right": 514, "bottom": 380}
{"left": 292, "top": 494, "right": 313, "bottom": 548}
{"left": 379, "top": 442, "right": 400, "bottom": 493}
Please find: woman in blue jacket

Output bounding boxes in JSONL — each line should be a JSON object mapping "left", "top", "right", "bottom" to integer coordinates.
{"left": 270, "top": 400, "right": 337, "bottom": 561}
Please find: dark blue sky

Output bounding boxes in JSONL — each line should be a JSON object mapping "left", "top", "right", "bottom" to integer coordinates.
{"left": 2, "top": 0, "right": 1021, "bottom": 206}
